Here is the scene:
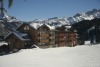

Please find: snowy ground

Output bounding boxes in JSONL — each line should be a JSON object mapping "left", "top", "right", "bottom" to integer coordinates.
{"left": 0, "top": 42, "right": 100, "bottom": 67}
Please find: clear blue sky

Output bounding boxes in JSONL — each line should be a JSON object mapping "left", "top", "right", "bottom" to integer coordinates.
{"left": 4, "top": 0, "right": 100, "bottom": 21}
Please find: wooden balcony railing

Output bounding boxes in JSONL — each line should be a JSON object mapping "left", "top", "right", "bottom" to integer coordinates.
{"left": 39, "top": 34, "right": 49, "bottom": 37}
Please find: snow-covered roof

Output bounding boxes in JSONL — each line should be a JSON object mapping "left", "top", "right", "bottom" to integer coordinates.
{"left": 45, "top": 24, "right": 55, "bottom": 30}
{"left": 30, "top": 23, "right": 43, "bottom": 30}
{"left": 5, "top": 32, "right": 31, "bottom": 41}
{"left": 55, "top": 25, "right": 71, "bottom": 31}
{"left": 0, "top": 42, "right": 8, "bottom": 47}
{"left": 30, "top": 23, "right": 55, "bottom": 30}
{"left": 65, "top": 25, "right": 71, "bottom": 29}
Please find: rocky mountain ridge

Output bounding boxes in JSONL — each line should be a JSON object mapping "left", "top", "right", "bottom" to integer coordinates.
{"left": 31, "top": 9, "right": 100, "bottom": 26}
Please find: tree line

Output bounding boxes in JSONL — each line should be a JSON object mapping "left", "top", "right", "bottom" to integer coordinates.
{"left": 72, "top": 18, "right": 100, "bottom": 45}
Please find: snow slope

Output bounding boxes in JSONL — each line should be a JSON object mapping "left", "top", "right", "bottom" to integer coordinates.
{"left": 0, "top": 43, "right": 100, "bottom": 67}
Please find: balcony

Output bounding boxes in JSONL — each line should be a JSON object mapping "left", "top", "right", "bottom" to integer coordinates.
{"left": 40, "top": 40, "right": 49, "bottom": 43}
{"left": 39, "top": 34, "right": 49, "bottom": 37}
{"left": 55, "top": 34, "right": 67, "bottom": 38}
{"left": 49, "top": 36, "right": 55, "bottom": 39}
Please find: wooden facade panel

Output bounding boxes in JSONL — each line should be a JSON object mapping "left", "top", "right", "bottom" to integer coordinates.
{"left": 58, "top": 43, "right": 66, "bottom": 47}
{"left": 28, "top": 28, "right": 38, "bottom": 44}
{"left": 39, "top": 39, "right": 49, "bottom": 43}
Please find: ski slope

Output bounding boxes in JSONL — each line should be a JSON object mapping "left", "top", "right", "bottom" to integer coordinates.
{"left": 0, "top": 42, "right": 100, "bottom": 67}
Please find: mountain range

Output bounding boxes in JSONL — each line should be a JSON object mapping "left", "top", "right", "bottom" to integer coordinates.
{"left": 31, "top": 9, "right": 100, "bottom": 26}
{"left": 0, "top": 8, "right": 100, "bottom": 37}
{"left": 0, "top": 8, "right": 21, "bottom": 36}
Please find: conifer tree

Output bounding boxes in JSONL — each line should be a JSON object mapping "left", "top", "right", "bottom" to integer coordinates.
{"left": 0, "top": 0, "right": 13, "bottom": 8}
{"left": 0, "top": 0, "right": 26, "bottom": 8}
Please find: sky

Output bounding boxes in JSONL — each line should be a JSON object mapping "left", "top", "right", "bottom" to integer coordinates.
{"left": 3, "top": 0, "right": 100, "bottom": 21}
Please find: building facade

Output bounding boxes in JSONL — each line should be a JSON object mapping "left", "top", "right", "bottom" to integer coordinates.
{"left": 55, "top": 26, "right": 77, "bottom": 47}
{"left": 5, "top": 23, "right": 77, "bottom": 50}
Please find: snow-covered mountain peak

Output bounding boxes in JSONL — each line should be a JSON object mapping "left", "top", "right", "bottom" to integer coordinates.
{"left": 0, "top": 8, "right": 21, "bottom": 36}
{"left": 69, "top": 9, "right": 100, "bottom": 24}
{"left": 0, "top": 8, "right": 20, "bottom": 22}
{"left": 31, "top": 9, "right": 100, "bottom": 25}
{"left": 31, "top": 16, "right": 70, "bottom": 27}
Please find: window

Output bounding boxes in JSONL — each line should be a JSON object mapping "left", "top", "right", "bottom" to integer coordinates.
{"left": 24, "top": 26, "right": 29, "bottom": 30}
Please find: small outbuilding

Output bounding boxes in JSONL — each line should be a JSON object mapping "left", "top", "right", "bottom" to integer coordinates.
{"left": 4, "top": 31, "right": 33, "bottom": 51}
